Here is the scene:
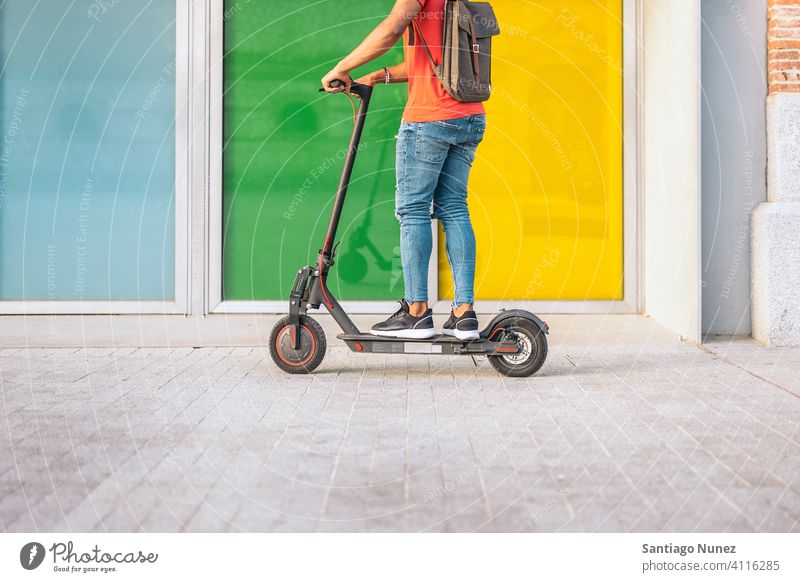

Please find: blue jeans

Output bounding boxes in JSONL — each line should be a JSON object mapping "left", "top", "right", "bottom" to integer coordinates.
{"left": 395, "top": 114, "right": 486, "bottom": 307}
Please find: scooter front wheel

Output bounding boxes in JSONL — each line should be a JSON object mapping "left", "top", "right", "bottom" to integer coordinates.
{"left": 269, "top": 315, "right": 326, "bottom": 374}
{"left": 487, "top": 317, "right": 548, "bottom": 378}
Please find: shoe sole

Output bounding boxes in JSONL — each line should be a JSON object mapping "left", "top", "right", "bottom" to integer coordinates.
{"left": 441, "top": 328, "right": 480, "bottom": 341}
{"left": 371, "top": 328, "right": 436, "bottom": 339}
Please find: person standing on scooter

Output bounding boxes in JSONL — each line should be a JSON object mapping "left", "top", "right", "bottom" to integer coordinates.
{"left": 322, "top": 0, "right": 485, "bottom": 341}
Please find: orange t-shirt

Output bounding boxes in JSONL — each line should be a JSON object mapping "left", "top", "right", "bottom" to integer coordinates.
{"left": 403, "top": 0, "right": 486, "bottom": 122}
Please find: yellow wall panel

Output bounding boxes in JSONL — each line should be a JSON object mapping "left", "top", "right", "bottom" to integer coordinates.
{"left": 438, "top": 0, "right": 624, "bottom": 301}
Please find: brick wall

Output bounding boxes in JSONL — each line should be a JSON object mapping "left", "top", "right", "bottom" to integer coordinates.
{"left": 769, "top": 0, "right": 800, "bottom": 93}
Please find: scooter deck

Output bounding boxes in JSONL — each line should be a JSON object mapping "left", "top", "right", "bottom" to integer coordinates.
{"left": 337, "top": 333, "right": 520, "bottom": 356}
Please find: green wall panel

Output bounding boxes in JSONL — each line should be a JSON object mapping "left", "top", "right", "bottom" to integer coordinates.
{"left": 223, "top": 0, "right": 406, "bottom": 301}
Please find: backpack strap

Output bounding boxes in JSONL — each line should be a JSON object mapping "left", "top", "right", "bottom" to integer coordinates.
{"left": 410, "top": 19, "right": 439, "bottom": 69}
{"left": 463, "top": 6, "right": 481, "bottom": 82}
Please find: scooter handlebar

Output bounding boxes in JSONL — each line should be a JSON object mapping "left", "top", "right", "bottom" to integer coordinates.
{"left": 319, "top": 80, "right": 373, "bottom": 100}
{"left": 324, "top": 79, "right": 347, "bottom": 91}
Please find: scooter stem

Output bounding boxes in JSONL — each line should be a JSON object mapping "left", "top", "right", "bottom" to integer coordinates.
{"left": 322, "top": 83, "right": 373, "bottom": 258}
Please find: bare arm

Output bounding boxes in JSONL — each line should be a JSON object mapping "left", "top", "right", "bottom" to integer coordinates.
{"left": 355, "top": 62, "right": 409, "bottom": 87}
{"left": 321, "top": 0, "right": 421, "bottom": 92}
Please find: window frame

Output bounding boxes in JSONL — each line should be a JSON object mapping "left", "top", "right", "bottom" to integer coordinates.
{"left": 207, "top": 0, "right": 642, "bottom": 315}
{"left": 0, "top": 0, "right": 190, "bottom": 315}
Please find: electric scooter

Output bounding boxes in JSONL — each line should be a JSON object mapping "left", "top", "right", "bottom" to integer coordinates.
{"left": 269, "top": 81, "right": 549, "bottom": 377}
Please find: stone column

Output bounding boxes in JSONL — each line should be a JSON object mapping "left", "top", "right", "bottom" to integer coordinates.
{"left": 752, "top": 0, "right": 800, "bottom": 345}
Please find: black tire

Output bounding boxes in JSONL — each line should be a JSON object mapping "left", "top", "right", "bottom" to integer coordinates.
{"left": 269, "top": 315, "right": 326, "bottom": 374}
{"left": 487, "top": 317, "right": 548, "bottom": 378}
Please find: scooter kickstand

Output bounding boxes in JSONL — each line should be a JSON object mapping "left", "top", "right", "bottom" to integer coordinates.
{"left": 470, "top": 355, "right": 479, "bottom": 367}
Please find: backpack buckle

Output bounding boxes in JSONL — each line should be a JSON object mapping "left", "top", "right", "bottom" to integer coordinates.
{"left": 472, "top": 43, "right": 480, "bottom": 53}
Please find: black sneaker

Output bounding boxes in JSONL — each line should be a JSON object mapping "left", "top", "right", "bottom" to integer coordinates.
{"left": 441, "top": 309, "right": 480, "bottom": 340}
{"left": 370, "top": 300, "right": 435, "bottom": 339}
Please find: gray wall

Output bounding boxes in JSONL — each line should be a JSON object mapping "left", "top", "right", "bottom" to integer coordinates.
{"left": 701, "top": 0, "right": 768, "bottom": 336}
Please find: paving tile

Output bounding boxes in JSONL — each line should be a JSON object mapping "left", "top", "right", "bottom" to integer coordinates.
{"left": 1, "top": 322, "right": 800, "bottom": 532}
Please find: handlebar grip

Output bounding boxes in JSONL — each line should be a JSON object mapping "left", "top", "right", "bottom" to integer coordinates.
{"left": 319, "top": 79, "right": 347, "bottom": 92}
{"left": 318, "top": 81, "right": 372, "bottom": 100}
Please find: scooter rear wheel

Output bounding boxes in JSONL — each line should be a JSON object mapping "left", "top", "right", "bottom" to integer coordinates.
{"left": 269, "top": 315, "right": 326, "bottom": 374}
{"left": 487, "top": 317, "right": 548, "bottom": 377}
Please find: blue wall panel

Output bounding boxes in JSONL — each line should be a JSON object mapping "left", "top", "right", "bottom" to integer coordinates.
{"left": 0, "top": 0, "right": 176, "bottom": 301}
